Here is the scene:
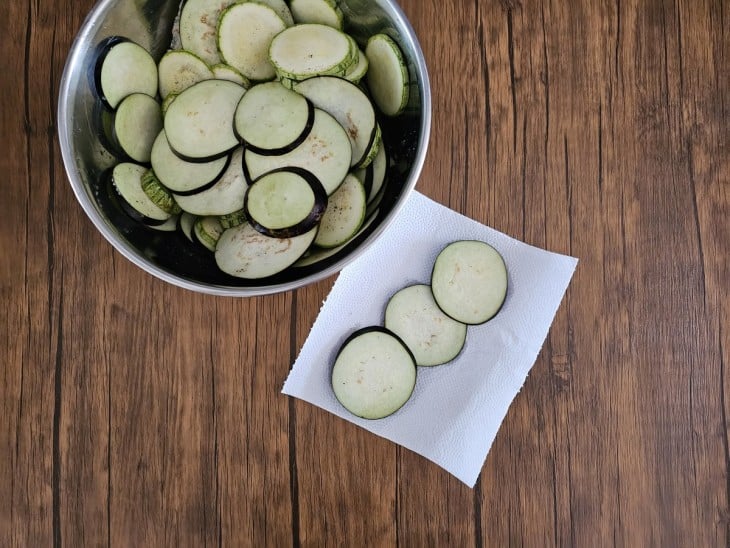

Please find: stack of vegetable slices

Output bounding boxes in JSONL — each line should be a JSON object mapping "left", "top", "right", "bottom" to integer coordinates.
{"left": 91, "top": 0, "right": 414, "bottom": 280}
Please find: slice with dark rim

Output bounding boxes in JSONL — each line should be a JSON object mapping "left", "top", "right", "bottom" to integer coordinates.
{"left": 217, "top": 2, "right": 286, "bottom": 81}
{"left": 113, "top": 93, "right": 162, "bottom": 164}
{"left": 157, "top": 49, "right": 215, "bottom": 99}
{"left": 215, "top": 222, "right": 317, "bottom": 279}
{"left": 179, "top": 0, "right": 236, "bottom": 65}
{"left": 149, "top": 214, "right": 180, "bottom": 232}
{"left": 314, "top": 173, "right": 365, "bottom": 248}
{"left": 233, "top": 81, "right": 314, "bottom": 155}
{"left": 178, "top": 211, "right": 197, "bottom": 242}
{"left": 193, "top": 216, "right": 225, "bottom": 251}
{"left": 293, "top": 76, "right": 376, "bottom": 168}
{"left": 94, "top": 37, "right": 158, "bottom": 110}
{"left": 244, "top": 108, "right": 351, "bottom": 195}
{"left": 365, "top": 33, "right": 410, "bottom": 116}
{"left": 164, "top": 79, "right": 245, "bottom": 161}
{"left": 269, "top": 24, "right": 356, "bottom": 80}
{"left": 331, "top": 326, "right": 417, "bottom": 420}
{"left": 292, "top": 207, "right": 378, "bottom": 268}
{"left": 150, "top": 129, "right": 230, "bottom": 195}
{"left": 431, "top": 240, "right": 508, "bottom": 325}
{"left": 244, "top": 167, "right": 327, "bottom": 238}
{"left": 110, "top": 162, "right": 171, "bottom": 226}
{"left": 173, "top": 147, "right": 248, "bottom": 216}
{"left": 289, "top": 0, "right": 344, "bottom": 29}
{"left": 141, "top": 169, "right": 181, "bottom": 215}
{"left": 384, "top": 284, "right": 467, "bottom": 367}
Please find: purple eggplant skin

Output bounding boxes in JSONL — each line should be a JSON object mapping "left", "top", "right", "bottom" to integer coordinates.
{"left": 234, "top": 99, "right": 316, "bottom": 157}
{"left": 244, "top": 167, "right": 328, "bottom": 239}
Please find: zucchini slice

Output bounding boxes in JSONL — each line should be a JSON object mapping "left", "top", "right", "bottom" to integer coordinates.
{"left": 218, "top": 208, "right": 246, "bottom": 229}
{"left": 217, "top": 2, "right": 286, "bottom": 81}
{"left": 164, "top": 79, "right": 245, "bottom": 161}
{"left": 384, "top": 284, "right": 467, "bottom": 366}
{"left": 343, "top": 47, "right": 369, "bottom": 84}
{"left": 179, "top": 0, "right": 236, "bottom": 65}
{"left": 113, "top": 93, "right": 162, "bottom": 163}
{"left": 365, "top": 34, "right": 410, "bottom": 116}
{"left": 110, "top": 162, "right": 171, "bottom": 225}
{"left": 244, "top": 108, "right": 351, "bottom": 195}
{"left": 254, "top": 0, "right": 295, "bottom": 27}
{"left": 233, "top": 81, "right": 314, "bottom": 155}
{"left": 211, "top": 64, "right": 251, "bottom": 88}
{"left": 314, "top": 173, "right": 365, "bottom": 248}
{"left": 331, "top": 327, "right": 417, "bottom": 419}
{"left": 94, "top": 37, "right": 158, "bottom": 110}
{"left": 289, "top": 0, "right": 344, "bottom": 29}
{"left": 293, "top": 76, "right": 377, "bottom": 168}
{"left": 193, "top": 215, "right": 225, "bottom": 251}
{"left": 140, "top": 169, "right": 181, "bottom": 215}
{"left": 173, "top": 147, "right": 248, "bottom": 216}
{"left": 431, "top": 241, "right": 508, "bottom": 325}
{"left": 244, "top": 167, "right": 327, "bottom": 238}
{"left": 269, "top": 24, "right": 356, "bottom": 80}
{"left": 150, "top": 130, "right": 230, "bottom": 195}
{"left": 215, "top": 223, "right": 317, "bottom": 279}
{"left": 157, "top": 49, "right": 215, "bottom": 99}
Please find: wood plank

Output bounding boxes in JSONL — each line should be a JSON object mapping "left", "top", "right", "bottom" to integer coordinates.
{"left": 293, "top": 278, "right": 399, "bottom": 546}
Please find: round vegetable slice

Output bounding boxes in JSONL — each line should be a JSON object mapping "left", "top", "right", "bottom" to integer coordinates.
{"left": 234, "top": 81, "right": 314, "bottom": 154}
{"left": 150, "top": 129, "right": 230, "bottom": 194}
{"left": 384, "top": 284, "right": 467, "bottom": 366}
{"left": 244, "top": 167, "right": 327, "bottom": 238}
{"left": 331, "top": 327, "right": 417, "bottom": 419}
{"left": 431, "top": 241, "right": 508, "bottom": 325}
{"left": 215, "top": 223, "right": 317, "bottom": 279}
{"left": 314, "top": 173, "right": 365, "bottom": 248}
{"left": 95, "top": 37, "right": 158, "bottom": 109}
{"left": 289, "top": 0, "right": 344, "bottom": 29}
{"left": 164, "top": 79, "right": 245, "bottom": 161}
{"left": 113, "top": 93, "right": 162, "bottom": 163}
{"left": 157, "top": 49, "right": 215, "bottom": 99}
{"left": 110, "top": 162, "right": 171, "bottom": 225}
{"left": 179, "top": 0, "right": 235, "bottom": 66}
{"left": 269, "top": 24, "right": 355, "bottom": 80}
{"left": 365, "top": 34, "right": 409, "bottom": 116}
{"left": 217, "top": 2, "right": 286, "bottom": 81}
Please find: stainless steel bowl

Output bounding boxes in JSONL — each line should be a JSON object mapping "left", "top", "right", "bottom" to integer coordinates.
{"left": 58, "top": 0, "right": 431, "bottom": 296}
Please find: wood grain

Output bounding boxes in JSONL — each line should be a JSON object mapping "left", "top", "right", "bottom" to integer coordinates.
{"left": 1, "top": 0, "right": 728, "bottom": 545}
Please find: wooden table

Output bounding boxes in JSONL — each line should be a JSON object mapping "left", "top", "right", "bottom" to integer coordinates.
{"left": 2, "top": 0, "right": 728, "bottom": 545}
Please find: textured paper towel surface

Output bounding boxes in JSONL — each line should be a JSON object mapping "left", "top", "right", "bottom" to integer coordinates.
{"left": 283, "top": 191, "right": 578, "bottom": 487}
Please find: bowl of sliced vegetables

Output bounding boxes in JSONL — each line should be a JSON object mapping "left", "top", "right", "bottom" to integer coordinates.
{"left": 58, "top": 0, "right": 430, "bottom": 295}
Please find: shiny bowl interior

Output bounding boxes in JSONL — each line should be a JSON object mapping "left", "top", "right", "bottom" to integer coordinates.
{"left": 58, "top": 0, "right": 431, "bottom": 296}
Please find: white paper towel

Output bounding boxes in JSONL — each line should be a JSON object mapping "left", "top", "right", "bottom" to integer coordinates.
{"left": 282, "top": 191, "right": 578, "bottom": 487}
